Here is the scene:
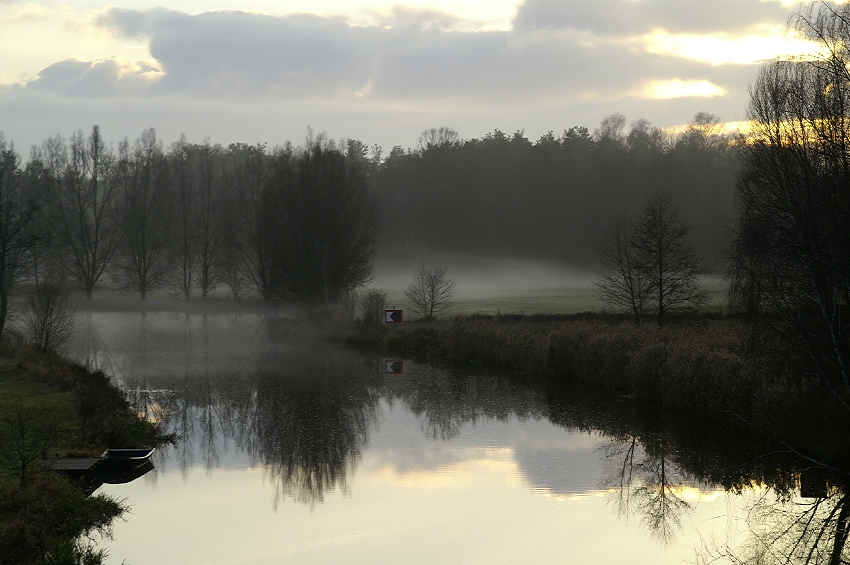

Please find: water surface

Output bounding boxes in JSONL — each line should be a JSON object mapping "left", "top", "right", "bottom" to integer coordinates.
{"left": 66, "top": 311, "right": 845, "bottom": 565}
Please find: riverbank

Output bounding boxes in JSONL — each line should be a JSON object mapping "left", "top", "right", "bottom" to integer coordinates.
{"left": 348, "top": 313, "right": 850, "bottom": 468}
{"left": 0, "top": 341, "right": 173, "bottom": 564}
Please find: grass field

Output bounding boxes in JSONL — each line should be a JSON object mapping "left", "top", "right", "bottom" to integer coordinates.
{"left": 7, "top": 270, "right": 729, "bottom": 320}
{"left": 0, "top": 349, "right": 78, "bottom": 488}
{"left": 379, "top": 276, "right": 728, "bottom": 318}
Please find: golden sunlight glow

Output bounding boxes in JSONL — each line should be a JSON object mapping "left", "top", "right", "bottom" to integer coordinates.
{"left": 369, "top": 447, "right": 520, "bottom": 488}
{"left": 645, "top": 28, "right": 826, "bottom": 65}
{"left": 117, "top": 57, "right": 164, "bottom": 81}
{"left": 356, "top": 0, "right": 520, "bottom": 29}
{"left": 642, "top": 79, "right": 727, "bottom": 99}
{"left": 0, "top": 2, "right": 48, "bottom": 24}
{"left": 722, "top": 120, "right": 749, "bottom": 134}
{"left": 0, "top": 4, "right": 159, "bottom": 84}
{"left": 664, "top": 120, "right": 749, "bottom": 137}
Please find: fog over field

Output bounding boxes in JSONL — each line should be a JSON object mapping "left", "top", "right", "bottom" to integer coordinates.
{"left": 373, "top": 256, "right": 591, "bottom": 298}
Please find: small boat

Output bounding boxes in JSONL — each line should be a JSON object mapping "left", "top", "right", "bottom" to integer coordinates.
{"left": 100, "top": 448, "right": 155, "bottom": 463}
{"left": 100, "top": 459, "right": 155, "bottom": 485}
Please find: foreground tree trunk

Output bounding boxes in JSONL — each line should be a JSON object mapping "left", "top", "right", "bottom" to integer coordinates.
{"left": 0, "top": 136, "right": 37, "bottom": 337}
{"left": 729, "top": 4, "right": 850, "bottom": 411}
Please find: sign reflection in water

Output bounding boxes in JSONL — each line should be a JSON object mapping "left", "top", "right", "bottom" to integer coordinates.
{"left": 68, "top": 310, "right": 850, "bottom": 565}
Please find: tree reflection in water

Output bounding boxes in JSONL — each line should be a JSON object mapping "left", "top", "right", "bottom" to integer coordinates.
{"left": 602, "top": 437, "right": 693, "bottom": 544}
{"left": 242, "top": 350, "right": 381, "bottom": 508}
{"left": 696, "top": 475, "right": 850, "bottom": 565}
{"left": 552, "top": 377, "right": 850, "bottom": 561}
{"left": 68, "top": 312, "right": 850, "bottom": 559}
{"left": 385, "top": 362, "right": 547, "bottom": 441}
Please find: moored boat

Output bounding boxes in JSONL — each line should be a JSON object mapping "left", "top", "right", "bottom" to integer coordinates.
{"left": 100, "top": 448, "right": 155, "bottom": 462}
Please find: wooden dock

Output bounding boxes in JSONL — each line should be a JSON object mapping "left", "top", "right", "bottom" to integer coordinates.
{"left": 50, "top": 457, "right": 101, "bottom": 471}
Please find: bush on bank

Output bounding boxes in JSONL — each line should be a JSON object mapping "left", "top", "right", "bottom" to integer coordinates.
{"left": 0, "top": 476, "right": 124, "bottom": 564}
{"left": 0, "top": 341, "right": 173, "bottom": 564}
{"left": 3, "top": 341, "right": 172, "bottom": 450}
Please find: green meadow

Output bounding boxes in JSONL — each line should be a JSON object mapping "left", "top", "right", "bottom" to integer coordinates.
{"left": 380, "top": 276, "right": 728, "bottom": 319}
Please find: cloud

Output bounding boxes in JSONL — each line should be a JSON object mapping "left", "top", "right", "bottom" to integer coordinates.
{"left": 5, "top": 3, "right": 773, "bottom": 146}
{"left": 513, "top": 0, "right": 792, "bottom": 35}
{"left": 97, "top": 9, "right": 375, "bottom": 98}
{"left": 94, "top": 6, "right": 165, "bottom": 38}
{"left": 0, "top": 3, "right": 47, "bottom": 24}
{"left": 63, "top": 7, "right": 753, "bottom": 105}
{"left": 26, "top": 57, "right": 162, "bottom": 97}
{"left": 641, "top": 79, "right": 727, "bottom": 99}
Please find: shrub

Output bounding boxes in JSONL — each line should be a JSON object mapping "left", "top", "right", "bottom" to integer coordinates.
{"left": 0, "top": 475, "right": 125, "bottom": 562}
{"left": 359, "top": 289, "right": 388, "bottom": 325}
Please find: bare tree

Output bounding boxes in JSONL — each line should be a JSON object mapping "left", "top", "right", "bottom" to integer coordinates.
{"left": 595, "top": 191, "right": 705, "bottom": 323}
{"left": 416, "top": 127, "right": 460, "bottom": 153}
{"left": 594, "top": 112, "right": 627, "bottom": 149}
{"left": 191, "top": 140, "right": 228, "bottom": 299}
{"left": 114, "top": 129, "right": 172, "bottom": 299}
{"left": 632, "top": 190, "right": 706, "bottom": 324}
{"left": 594, "top": 216, "right": 649, "bottom": 322}
{"left": 728, "top": 3, "right": 850, "bottom": 411}
{"left": 359, "top": 288, "right": 388, "bottom": 325}
{"left": 229, "top": 143, "right": 273, "bottom": 298}
{"left": 45, "top": 126, "right": 122, "bottom": 300}
{"left": 404, "top": 263, "right": 456, "bottom": 320}
{"left": 222, "top": 243, "right": 248, "bottom": 300}
{"left": 627, "top": 119, "right": 668, "bottom": 155}
{"left": 169, "top": 134, "right": 195, "bottom": 299}
{"left": 25, "top": 278, "right": 76, "bottom": 352}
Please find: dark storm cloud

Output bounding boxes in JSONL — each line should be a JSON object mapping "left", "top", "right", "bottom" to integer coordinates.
{"left": 513, "top": 0, "right": 791, "bottom": 35}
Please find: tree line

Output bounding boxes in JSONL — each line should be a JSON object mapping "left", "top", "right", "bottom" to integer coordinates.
{"left": 0, "top": 128, "right": 376, "bottom": 333}
{"left": 0, "top": 110, "right": 745, "bottom": 336}
{"left": 370, "top": 114, "right": 740, "bottom": 266}
{"left": 0, "top": 112, "right": 740, "bottom": 311}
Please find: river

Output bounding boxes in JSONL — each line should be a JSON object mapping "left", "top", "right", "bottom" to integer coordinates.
{"left": 65, "top": 310, "right": 848, "bottom": 565}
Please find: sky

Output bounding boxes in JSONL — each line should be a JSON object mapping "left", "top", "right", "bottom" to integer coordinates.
{"left": 0, "top": 0, "right": 822, "bottom": 153}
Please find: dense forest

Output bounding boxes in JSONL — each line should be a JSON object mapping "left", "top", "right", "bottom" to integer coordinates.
{"left": 371, "top": 112, "right": 740, "bottom": 266}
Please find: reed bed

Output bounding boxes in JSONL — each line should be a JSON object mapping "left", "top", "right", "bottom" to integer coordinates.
{"left": 384, "top": 315, "right": 850, "bottom": 464}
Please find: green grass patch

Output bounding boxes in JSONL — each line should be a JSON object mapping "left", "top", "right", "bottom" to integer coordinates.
{"left": 0, "top": 340, "right": 173, "bottom": 563}
{"left": 380, "top": 276, "right": 728, "bottom": 319}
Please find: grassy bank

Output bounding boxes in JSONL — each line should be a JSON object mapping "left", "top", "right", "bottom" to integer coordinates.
{"left": 371, "top": 313, "right": 850, "bottom": 468}
{"left": 0, "top": 341, "right": 172, "bottom": 564}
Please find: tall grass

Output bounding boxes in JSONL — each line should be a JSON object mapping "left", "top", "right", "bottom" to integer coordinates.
{"left": 384, "top": 315, "right": 850, "bottom": 465}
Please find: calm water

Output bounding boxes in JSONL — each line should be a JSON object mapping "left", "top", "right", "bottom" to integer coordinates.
{"left": 66, "top": 311, "right": 848, "bottom": 565}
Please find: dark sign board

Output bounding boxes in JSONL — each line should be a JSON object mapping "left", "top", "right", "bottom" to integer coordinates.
{"left": 384, "top": 359, "right": 404, "bottom": 374}
{"left": 384, "top": 309, "right": 403, "bottom": 324}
